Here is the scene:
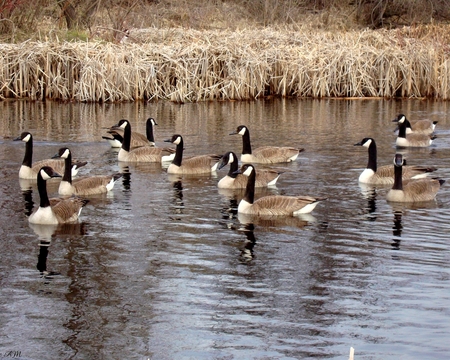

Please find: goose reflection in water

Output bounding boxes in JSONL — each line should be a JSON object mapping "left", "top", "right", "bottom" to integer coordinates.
{"left": 170, "top": 179, "right": 184, "bottom": 217}
{"left": 237, "top": 222, "right": 256, "bottom": 262}
{"left": 358, "top": 183, "right": 379, "bottom": 221}
{"left": 118, "top": 164, "right": 131, "bottom": 192}
{"left": 237, "top": 212, "right": 316, "bottom": 229}
{"left": 392, "top": 210, "right": 403, "bottom": 251}
{"left": 29, "top": 222, "right": 88, "bottom": 278}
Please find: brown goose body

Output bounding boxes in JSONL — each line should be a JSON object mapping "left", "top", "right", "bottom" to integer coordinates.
{"left": 395, "top": 117, "right": 436, "bottom": 148}
{"left": 230, "top": 125, "right": 304, "bottom": 164}
{"left": 112, "top": 119, "right": 174, "bottom": 163}
{"left": 165, "top": 134, "right": 221, "bottom": 175}
{"left": 354, "top": 137, "right": 437, "bottom": 185}
{"left": 28, "top": 166, "right": 89, "bottom": 225}
{"left": 54, "top": 147, "right": 122, "bottom": 196}
{"left": 15, "top": 132, "right": 87, "bottom": 179}
{"left": 217, "top": 151, "right": 283, "bottom": 189}
{"left": 235, "top": 164, "right": 326, "bottom": 216}
{"left": 386, "top": 154, "right": 444, "bottom": 203}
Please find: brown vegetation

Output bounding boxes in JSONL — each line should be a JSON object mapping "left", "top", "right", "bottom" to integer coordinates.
{"left": 0, "top": 1, "right": 450, "bottom": 102}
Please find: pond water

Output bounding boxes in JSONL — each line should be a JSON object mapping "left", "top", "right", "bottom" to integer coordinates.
{"left": 0, "top": 98, "right": 450, "bottom": 360}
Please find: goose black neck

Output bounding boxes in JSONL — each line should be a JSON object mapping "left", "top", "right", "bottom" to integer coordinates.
{"left": 397, "top": 122, "right": 407, "bottom": 139}
{"left": 227, "top": 158, "right": 239, "bottom": 178}
{"left": 23, "top": 136, "right": 33, "bottom": 166}
{"left": 241, "top": 131, "right": 252, "bottom": 155}
{"left": 122, "top": 123, "right": 132, "bottom": 152}
{"left": 243, "top": 168, "right": 256, "bottom": 204}
{"left": 172, "top": 137, "right": 184, "bottom": 167}
{"left": 367, "top": 141, "right": 377, "bottom": 172}
{"left": 146, "top": 120, "right": 155, "bottom": 142}
{"left": 62, "top": 152, "right": 73, "bottom": 184}
{"left": 392, "top": 163, "right": 403, "bottom": 191}
{"left": 37, "top": 172, "right": 51, "bottom": 208}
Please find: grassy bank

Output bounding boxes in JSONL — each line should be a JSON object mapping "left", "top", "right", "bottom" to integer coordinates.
{"left": 1, "top": 25, "right": 450, "bottom": 102}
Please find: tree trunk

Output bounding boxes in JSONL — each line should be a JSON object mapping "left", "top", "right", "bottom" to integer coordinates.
{"left": 57, "top": 0, "right": 78, "bottom": 29}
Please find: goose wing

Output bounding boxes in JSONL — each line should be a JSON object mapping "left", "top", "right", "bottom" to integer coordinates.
{"left": 255, "top": 169, "right": 283, "bottom": 187}
{"left": 31, "top": 159, "right": 66, "bottom": 175}
{"left": 412, "top": 119, "right": 436, "bottom": 134}
{"left": 127, "top": 146, "right": 174, "bottom": 162}
{"left": 251, "top": 195, "right": 322, "bottom": 216}
{"left": 72, "top": 174, "right": 121, "bottom": 195}
{"left": 253, "top": 146, "right": 303, "bottom": 163}
{"left": 179, "top": 154, "right": 221, "bottom": 173}
{"left": 52, "top": 197, "right": 88, "bottom": 223}
{"left": 376, "top": 164, "right": 436, "bottom": 180}
{"left": 405, "top": 133, "right": 434, "bottom": 146}
{"left": 403, "top": 178, "right": 444, "bottom": 202}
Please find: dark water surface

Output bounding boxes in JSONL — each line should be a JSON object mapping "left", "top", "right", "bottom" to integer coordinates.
{"left": 1, "top": 98, "right": 450, "bottom": 359}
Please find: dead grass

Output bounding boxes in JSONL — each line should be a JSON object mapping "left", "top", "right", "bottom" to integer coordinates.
{"left": 1, "top": 24, "right": 450, "bottom": 102}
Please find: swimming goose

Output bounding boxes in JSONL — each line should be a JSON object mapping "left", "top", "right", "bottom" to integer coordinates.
{"left": 53, "top": 147, "right": 122, "bottom": 196}
{"left": 103, "top": 117, "right": 157, "bottom": 148}
{"left": 234, "top": 163, "right": 326, "bottom": 215}
{"left": 396, "top": 116, "right": 436, "bottom": 148}
{"left": 217, "top": 151, "right": 283, "bottom": 189}
{"left": 354, "top": 137, "right": 437, "bottom": 185}
{"left": 392, "top": 114, "right": 437, "bottom": 135}
{"left": 386, "top": 154, "right": 445, "bottom": 203}
{"left": 164, "top": 134, "right": 222, "bottom": 175}
{"left": 28, "top": 166, "right": 89, "bottom": 225}
{"left": 14, "top": 132, "right": 87, "bottom": 179}
{"left": 112, "top": 119, "right": 175, "bottom": 162}
{"left": 230, "top": 125, "right": 304, "bottom": 164}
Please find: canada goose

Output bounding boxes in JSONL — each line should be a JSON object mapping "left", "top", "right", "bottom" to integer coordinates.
{"left": 217, "top": 151, "right": 283, "bottom": 189}
{"left": 230, "top": 125, "right": 304, "bottom": 164}
{"left": 386, "top": 154, "right": 445, "bottom": 203}
{"left": 53, "top": 147, "right": 122, "bottom": 196}
{"left": 396, "top": 116, "right": 436, "bottom": 148}
{"left": 14, "top": 132, "right": 87, "bottom": 179}
{"left": 112, "top": 119, "right": 175, "bottom": 162}
{"left": 234, "top": 163, "right": 326, "bottom": 215}
{"left": 164, "top": 134, "right": 221, "bottom": 175}
{"left": 392, "top": 114, "right": 437, "bottom": 135}
{"left": 354, "top": 137, "right": 437, "bottom": 185}
{"left": 103, "top": 117, "right": 157, "bottom": 148}
{"left": 28, "top": 166, "right": 89, "bottom": 225}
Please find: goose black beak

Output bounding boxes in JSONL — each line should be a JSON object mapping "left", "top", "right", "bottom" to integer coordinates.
{"left": 229, "top": 131, "right": 238, "bottom": 135}
{"left": 217, "top": 159, "right": 227, "bottom": 170}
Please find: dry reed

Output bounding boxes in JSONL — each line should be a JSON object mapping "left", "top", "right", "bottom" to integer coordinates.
{"left": 1, "top": 25, "right": 450, "bottom": 102}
